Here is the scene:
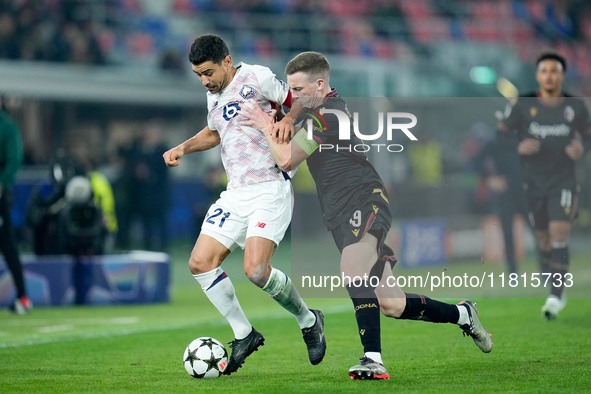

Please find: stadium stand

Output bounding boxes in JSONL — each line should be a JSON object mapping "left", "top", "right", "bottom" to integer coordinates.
{"left": 1, "top": 0, "right": 590, "bottom": 94}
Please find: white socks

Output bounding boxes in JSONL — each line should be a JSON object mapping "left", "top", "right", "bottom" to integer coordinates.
{"left": 457, "top": 304, "right": 470, "bottom": 326}
{"left": 193, "top": 267, "right": 252, "bottom": 340}
{"left": 365, "top": 352, "right": 383, "bottom": 364}
{"left": 262, "top": 268, "right": 316, "bottom": 329}
{"left": 194, "top": 266, "right": 315, "bottom": 338}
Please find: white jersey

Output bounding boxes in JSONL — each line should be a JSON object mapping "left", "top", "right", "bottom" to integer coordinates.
{"left": 207, "top": 62, "right": 290, "bottom": 189}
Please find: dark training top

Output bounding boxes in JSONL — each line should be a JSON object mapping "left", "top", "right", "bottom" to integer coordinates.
{"left": 0, "top": 110, "right": 23, "bottom": 190}
{"left": 499, "top": 92, "right": 591, "bottom": 194}
{"left": 472, "top": 131, "right": 525, "bottom": 193}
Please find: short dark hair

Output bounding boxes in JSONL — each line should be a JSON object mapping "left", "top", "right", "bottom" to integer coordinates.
{"left": 188, "top": 34, "right": 229, "bottom": 66}
{"left": 285, "top": 51, "right": 330, "bottom": 81}
{"left": 536, "top": 51, "right": 567, "bottom": 72}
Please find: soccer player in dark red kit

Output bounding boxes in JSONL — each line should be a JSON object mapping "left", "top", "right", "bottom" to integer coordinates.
{"left": 240, "top": 51, "right": 493, "bottom": 380}
{"left": 499, "top": 51, "right": 591, "bottom": 320}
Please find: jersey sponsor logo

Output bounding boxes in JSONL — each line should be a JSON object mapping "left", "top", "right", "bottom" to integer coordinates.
{"left": 372, "top": 204, "right": 379, "bottom": 214}
{"left": 351, "top": 228, "right": 360, "bottom": 237}
{"left": 255, "top": 222, "right": 267, "bottom": 228}
{"left": 527, "top": 122, "right": 570, "bottom": 138}
{"left": 239, "top": 85, "right": 256, "bottom": 100}
{"left": 360, "top": 329, "right": 365, "bottom": 336}
{"left": 564, "top": 105, "right": 574, "bottom": 122}
{"left": 222, "top": 102, "right": 241, "bottom": 121}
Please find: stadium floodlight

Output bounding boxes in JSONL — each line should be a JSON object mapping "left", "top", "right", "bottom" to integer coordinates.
{"left": 470, "top": 66, "right": 496, "bottom": 84}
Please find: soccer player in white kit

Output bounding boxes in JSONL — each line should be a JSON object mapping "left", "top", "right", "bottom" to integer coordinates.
{"left": 162, "top": 35, "right": 325, "bottom": 375}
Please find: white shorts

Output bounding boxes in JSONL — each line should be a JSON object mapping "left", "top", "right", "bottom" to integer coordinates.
{"left": 200, "top": 180, "right": 292, "bottom": 251}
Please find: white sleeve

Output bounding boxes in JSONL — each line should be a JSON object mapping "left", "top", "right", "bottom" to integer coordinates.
{"left": 207, "top": 112, "right": 216, "bottom": 131}
{"left": 252, "top": 65, "right": 289, "bottom": 105}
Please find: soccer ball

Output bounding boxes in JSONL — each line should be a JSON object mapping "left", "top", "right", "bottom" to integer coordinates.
{"left": 183, "top": 337, "right": 228, "bottom": 378}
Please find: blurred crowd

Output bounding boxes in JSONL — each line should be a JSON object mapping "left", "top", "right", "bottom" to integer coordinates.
{"left": 2, "top": 0, "right": 591, "bottom": 82}
{"left": 0, "top": 0, "right": 108, "bottom": 64}
{"left": 3, "top": 0, "right": 591, "bottom": 251}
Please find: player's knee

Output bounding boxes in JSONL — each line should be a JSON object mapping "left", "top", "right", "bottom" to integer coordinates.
{"left": 188, "top": 254, "right": 216, "bottom": 275}
{"left": 244, "top": 263, "right": 270, "bottom": 288}
{"left": 549, "top": 230, "right": 570, "bottom": 246}
{"left": 379, "top": 297, "right": 405, "bottom": 318}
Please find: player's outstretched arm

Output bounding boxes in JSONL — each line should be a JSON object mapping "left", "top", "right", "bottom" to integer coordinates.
{"left": 163, "top": 126, "right": 220, "bottom": 167}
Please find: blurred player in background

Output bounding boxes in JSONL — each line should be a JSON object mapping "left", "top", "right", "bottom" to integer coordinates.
{"left": 0, "top": 95, "right": 32, "bottom": 314}
{"left": 162, "top": 34, "right": 325, "bottom": 374}
{"left": 472, "top": 130, "right": 531, "bottom": 275}
{"left": 499, "top": 51, "right": 591, "bottom": 320}
{"left": 240, "top": 51, "right": 492, "bottom": 381}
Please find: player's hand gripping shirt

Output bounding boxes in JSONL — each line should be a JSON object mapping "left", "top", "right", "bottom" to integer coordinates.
{"left": 207, "top": 62, "right": 289, "bottom": 189}
{"left": 499, "top": 93, "right": 591, "bottom": 194}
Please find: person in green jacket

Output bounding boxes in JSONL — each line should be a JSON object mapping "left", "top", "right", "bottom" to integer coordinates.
{"left": 0, "top": 95, "right": 32, "bottom": 314}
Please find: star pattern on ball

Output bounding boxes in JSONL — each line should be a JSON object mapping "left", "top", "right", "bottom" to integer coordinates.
{"left": 200, "top": 338, "right": 217, "bottom": 350}
{"left": 184, "top": 348, "right": 199, "bottom": 364}
{"left": 184, "top": 337, "right": 228, "bottom": 379}
{"left": 202, "top": 352, "right": 222, "bottom": 372}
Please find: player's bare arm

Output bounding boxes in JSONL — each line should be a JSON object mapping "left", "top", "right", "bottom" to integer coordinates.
{"left": 517, "top": 138, "right": 541, "bottom": 155}
{"left": 239, "top": 99, "right": 308, "bottom": 171}
{"left": 163, "top": 126, "right": 220, "bottom": 167}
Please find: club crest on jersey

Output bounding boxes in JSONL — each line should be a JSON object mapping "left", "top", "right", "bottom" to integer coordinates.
{"left": 530, "top": 107, "right": 537, "bottom": 117}
{"left": 239, "top": 85, "right": 256, "bottom": 100}
{"left": 564, "top": 105, "right": 574, "bottom": 122}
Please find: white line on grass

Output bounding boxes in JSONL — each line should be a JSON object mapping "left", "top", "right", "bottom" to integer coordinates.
{"left": 0, "top": 304, "right": 351, "bottom": 349}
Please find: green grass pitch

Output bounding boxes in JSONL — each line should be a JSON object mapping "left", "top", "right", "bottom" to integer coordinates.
{"left": 2, "top": 244, "right": 591, "bottom": 393}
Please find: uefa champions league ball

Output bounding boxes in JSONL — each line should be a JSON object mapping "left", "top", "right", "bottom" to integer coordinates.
{"left": 183, "top": 337, "right": 228, "bottom": 378}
